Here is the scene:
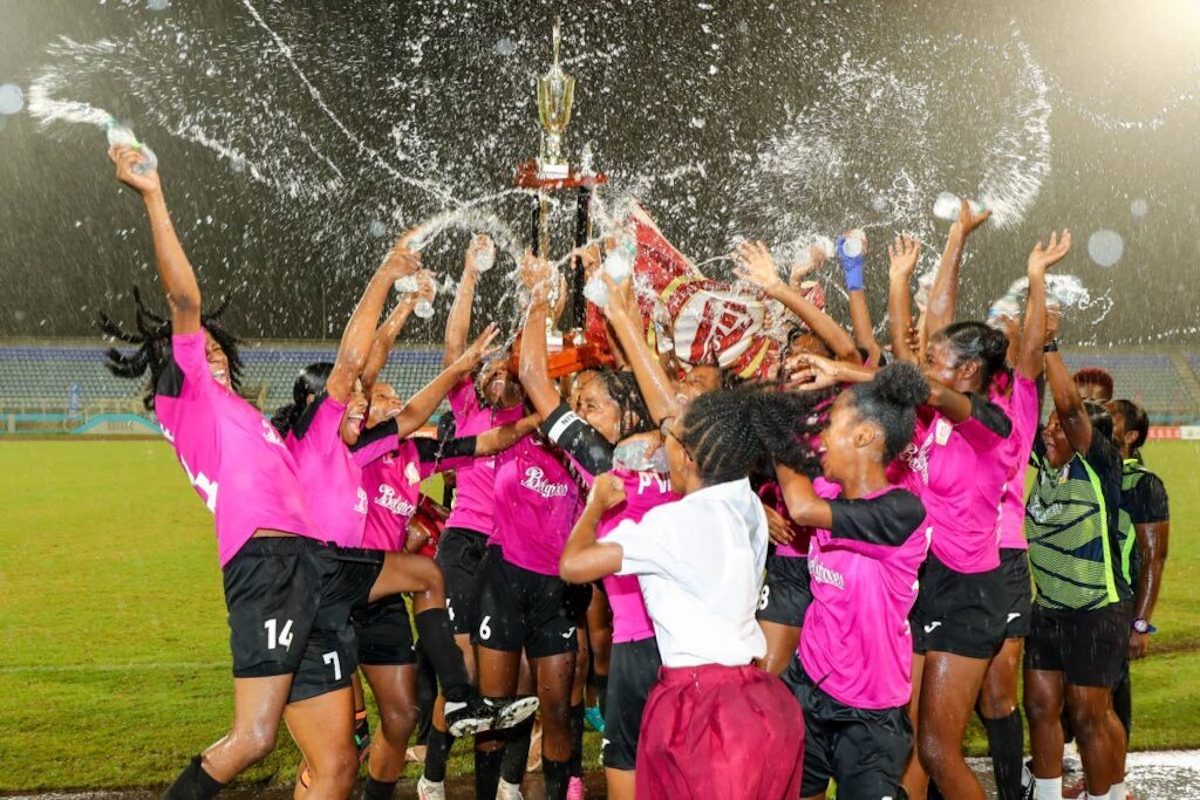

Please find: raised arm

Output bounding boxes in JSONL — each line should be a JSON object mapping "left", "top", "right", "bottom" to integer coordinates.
{"left": 443, "top": 235, "right": 489, "bottom": 366}
{"left": 600, "top": 274, "right": 683, "bottom": 425}
{"left": 735, "top": 241, "right": 862, "bottom": 364}
{"left": 391, "top": 324, "right": 500, "bottom": 438}
{"left": 327, "top": 232, "right": 421, "bottom": 403}
{"left": 843, "top": 266, "right": 882, "bottom": 365}
{"left": 886, "top": 234, "right": 921, "bottom": 365}
{"left": 1017, "top": 230, "right": 1071, "bottom": 380}
{"left": 110, "top": 146, "right": 201, "bottom": 334}
{"left": 517, "top": 254, "right": 564, "bottom": 419}
{"left": 924, "top": 199, "right": 991, "bottom": 335}
{"left": 362, "top": 271, "right": 435, "bottom": 393}
{"left": 1045, "top": 347, "right": 1092, "bottom": 455}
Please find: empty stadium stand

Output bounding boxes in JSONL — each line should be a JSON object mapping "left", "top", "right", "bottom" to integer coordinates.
{"left": 3, "top": 342, "right": 1199, "bottom": 433}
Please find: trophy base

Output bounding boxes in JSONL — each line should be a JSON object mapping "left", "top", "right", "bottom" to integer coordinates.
{"left": 509, "top": 330, "right": 614, "bottom": 379}
{"left": 537, "top": 158, "right": 570, "bottom": 179}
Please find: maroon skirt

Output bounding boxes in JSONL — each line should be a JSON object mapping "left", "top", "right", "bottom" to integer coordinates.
{"left": 635, "top": 663, "right": 804, "bottom": 799}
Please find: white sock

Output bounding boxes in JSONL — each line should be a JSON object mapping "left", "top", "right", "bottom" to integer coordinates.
{"left": 1034, "top": 776, "right": 1063, "bottom": 800}
{"left": 1087, "top": 793, "right": 1110, "bottom": 800}
{"left": 1109, "top": 782, "right": 1127, "bottom": 800}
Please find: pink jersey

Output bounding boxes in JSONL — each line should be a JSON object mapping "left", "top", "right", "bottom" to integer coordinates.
{"left": 286, "top": 394, "right": 369, "bottom": 548}
{"left": 756, "top": 480, "right": 814, "bottom": 558}
{"left": 799, "top": 478, "right": 930, "bottom": 710}
{"left": 993, "top": 374, "right": 1040, "bottom": 550}
{"left": 154, "top": 332, "right": 320, "bottom": 566}
{"left": 359, "top": 436, "right": 476, "bottom": 551}
{"left": 597, "top": 470, "right": 682, "bottom": 643}
{"left": 491, "top": 435, "right": 584, "bottom": 576}
{"left": 890, "top": 397, "right": 1011, "bottom": 573}
{"left": 444, "top": 378, "right": 525, "bottom": 535}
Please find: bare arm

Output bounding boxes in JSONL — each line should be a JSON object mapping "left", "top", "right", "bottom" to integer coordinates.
{"left": 600, "top": 275, "right": 683, "bottom": 425}
{"left": 362, "top": 272, "right": 435, "bottom": 393}
{"left": 475, "top": 414, "right": 541, "bottom": 455}
{"left": 517, "top": 255, "right": 563, "bottom": 419}
{"left": 110, "top": 146, "right": 201, "bottom": 334}
{"left": 1045, "top": 348, "right": 1092, "bottom": 454}
{"left": 886, "top": 235, "right": 921, "bottom": 365}
{"left": 925, "top": 200, "right": 991, "bottom": 335}
{"left": 392, "top": 324, "right": 500, "bottom": 438}
{"left": 327, "top": 234, "right": 421, "bottom": 403}
{"left": 1131, "top": 520, "right": 1170, "bottom": 659}
{"left": 734, "top": 241, "right": 861, "bottom": 364}
{"left": 443, "top": 235, "right": 489, "bottom": 367}
{"left": 560, "top": 475, "right": 627, "bottom": 584}
{"left": 1017, "top": 230, "right": 1071, "bottom": 380}
{"left": 848, "top": 290, "right": 882, "bottom": 365}
{"left": 774, "top": 463, "right": 833, "bottom": 530}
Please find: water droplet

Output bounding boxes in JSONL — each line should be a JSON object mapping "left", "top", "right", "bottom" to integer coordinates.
{"left": 493, "top": 37, "right": 515, "bottom": 57}
{"left": 368, "top": 220, "right": 388, "bottom": 239}
{"left": 0, "top": 84, "right": 24, "bottom": 115}
{"left": 1130, "top": 198, "right": 1149, "bottom": 218}
{"left": 1087, "top": 230, "right": 1124, "bottom": 268}
{"left": 871, "top": 194, "right": 889, "bottom": 212}
{"left": 147, "top": 0, "right": 170, "bottom": 9}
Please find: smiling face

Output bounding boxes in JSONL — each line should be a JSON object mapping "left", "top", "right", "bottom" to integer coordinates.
{"left": 340, "top": 379, "right": 369, "bottom": 446}
{"left": 923, "top": 337, "right": 980, "bottom": 394}
{"left": 818, "top": 391, "right": 883, "bottom": 486}
{"left": 476, "top": 357, "right": 524, "bottom": 409}
{"left": 1041, "top": 410, "right": 1073, "bottom": 468}
{"left": 577, "top": 377, "right": 624, "bottom": 444}
{"left": 203, "top": 329, "right": 231, "bottom": 389}
{"left": 368, "top": 382, "right": 403, "bottom": 428}
{"left": 675, "top": 365, "right": 722, "bottom": 405}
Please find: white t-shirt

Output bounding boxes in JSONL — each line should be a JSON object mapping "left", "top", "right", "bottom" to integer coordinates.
{"left": 606, "top": 477, "right": 769, "bottom": 668}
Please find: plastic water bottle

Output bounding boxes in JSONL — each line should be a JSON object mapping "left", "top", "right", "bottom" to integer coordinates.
{"left": 474, "top": 238, "right": 496, "bottom": 273}
{"left": 105, "top": 119, "right": 157, "bottom": 176}
{"left": 934, "top": 192, "right": 986, "bottom": 221}
{"left": 584, "top": 234, "right": 638, "bottom": 308}
{"left": 840, "top": 229, "right": 865, "bottom": 259}
{"left": 394, "top": 275, "right": 436, "bottom": 319}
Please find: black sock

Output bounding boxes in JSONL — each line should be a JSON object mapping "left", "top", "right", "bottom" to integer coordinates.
{"left": 474, "top": 747, "right": 505, "bottom": 800}
{"left": 568, "top": 703, "right": 585, "bottom": 777}
{"left": 500, "top": 717, "right": 534, "bottom": 785}
{"left": 927, "top": 780, "right": 946, "bottom": 800}
{"left": 422, "top": 727, "right": 455, "bottom": 783}
{"left": 595, "top": 674, "right": 609, "bottom": 719}
{"left": 543, "top": 758, "right": 572, "bottom": 800}
{"left": 163, "top": 756, "right": 225, "bottom": 800}
{"left": 360, "top": 775, "right": 398, "bottom": 800}
{"left": 414, "top": 609, "right": 471, "bottom": 702}
{"left": 982, "top": 710, "right": 1025, "bottom": 800}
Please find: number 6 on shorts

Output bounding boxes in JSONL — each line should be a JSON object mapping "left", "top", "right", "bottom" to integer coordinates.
{"left": 479, "top": 615, "right": 492, "bottom": 641}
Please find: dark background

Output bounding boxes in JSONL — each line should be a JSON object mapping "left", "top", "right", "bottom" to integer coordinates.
{"left": 0, "top": 0, "right": 1198, "bottom": 344}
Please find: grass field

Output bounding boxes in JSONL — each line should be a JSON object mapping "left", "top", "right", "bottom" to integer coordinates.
{"left": 0, "top": 439, "right": 1197, "bottom": 792}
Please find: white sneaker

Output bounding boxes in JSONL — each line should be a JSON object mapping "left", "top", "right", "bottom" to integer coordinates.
{"left": 496, "top": 778, "right": 524, "bottom": 800}
{"left": 417, "top": 776, "right": 446, "bottom": 800}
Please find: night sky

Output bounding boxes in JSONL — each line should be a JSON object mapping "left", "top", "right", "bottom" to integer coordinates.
{"left": 1, "top": 0, "right": 1198, "bottom": 345}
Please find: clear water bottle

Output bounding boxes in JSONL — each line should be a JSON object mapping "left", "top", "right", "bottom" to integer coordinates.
{"left": 584, "top": 234, "right": 638, "bottom": 308}
{"left": 933, "top": 191, "right": 985, "bottom": 221}
{"left": 414, "top": 299, "right": 435, "bottom": 320}
{"left": 105, "top": 119, "right": 157, "bottom": 176}
{"left": 840, "top": 229, "right": 865, "bottom": 259}
{"left": 474, "top": 238, "right": 496, "bottom": 273}
{"left": 394, "top": 275, "right": 436, "bottom": 319}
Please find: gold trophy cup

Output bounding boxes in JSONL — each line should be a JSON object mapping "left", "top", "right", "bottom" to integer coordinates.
{"left": 536, "top": 17, "right": 574, "bottom": 179}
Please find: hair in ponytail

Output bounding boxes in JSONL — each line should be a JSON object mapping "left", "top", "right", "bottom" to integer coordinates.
{"left": 932, "top": 321, "right": 1010, "bottom": 391}
{"left": 98, "top": 287, "right": 241, "bottom": 411}
{"left": 271, "top": 362, "right": 333, "bottom": 436}
{"left": 848, "top": 362, "right": 930, "bottom": 463}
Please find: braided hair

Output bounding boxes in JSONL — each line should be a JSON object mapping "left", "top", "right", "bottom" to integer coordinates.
{"left": 931, "top": 321, "right": 1010, "bottom": 391}
{"left": 1109, "top": 398, "right": 1149, "bottom": 458}
{"left": 592, "top": 368, "right": 654, "bottom": 441}
{"left": 846, "top": 362, "right": 930, "bottom": 463}
{"left": 98, "top": 287, "right": 241, "bottom": 411}
{"left": 677, "top": 385, "right": 823, "bottom": 485}
{"left": 270, "top": 362, "right": 333, "bottom": 436}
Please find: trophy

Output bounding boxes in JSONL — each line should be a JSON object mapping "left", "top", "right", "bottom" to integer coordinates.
{"left": 536, "top": 17, "right": 574, "bottom": 180}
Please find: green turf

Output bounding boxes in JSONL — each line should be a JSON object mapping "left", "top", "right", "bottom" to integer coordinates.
{"left": 0, "top": 439, "right": 1196, "bottom": 790}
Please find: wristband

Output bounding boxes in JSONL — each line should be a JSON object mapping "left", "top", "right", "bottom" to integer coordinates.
{"left": 836, "top": 235, "right": 865, "bottom": 291}
{"left": 1043, "top": 341, "right": 1058, "bottom": 353}
{"left": 1132, "top": 618, "right": 1155, "bottom": 635}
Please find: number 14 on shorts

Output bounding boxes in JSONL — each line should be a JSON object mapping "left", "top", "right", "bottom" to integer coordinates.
{"left": 264, "top": 618, "right": 294, "bottom": 650}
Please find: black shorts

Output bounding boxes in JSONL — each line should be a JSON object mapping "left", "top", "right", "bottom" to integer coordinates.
{"left": 223, "top": 537, "right": 360, "bottom": 704}
{"left": 784, "top": 658, "right": 911, "bottom": 799}
{"left": 756, "top": 554, "right": 811, "bottom": 627}
{"left": 563, "top": 581, "right": 594, "bottom": 622}
{"left": 910, "top": 553, "right": 1005, "bottom": 659}
{"left": 603, "top": 637, "right": 662, "bottom": 770}
{"left": 437, "top": 528, "right": 491, "bottom": 636}
{"left": 353, "top": 595, "right": 416, "bottom": 666}
{"left": 999, "top": 548, "right": 1033, "bottom": 639}
{"left": 474, "top": 547, "right": 578, "bottom": 659}
{"left": 1025, "top": 601, "right": 1133, "bottom": 688}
